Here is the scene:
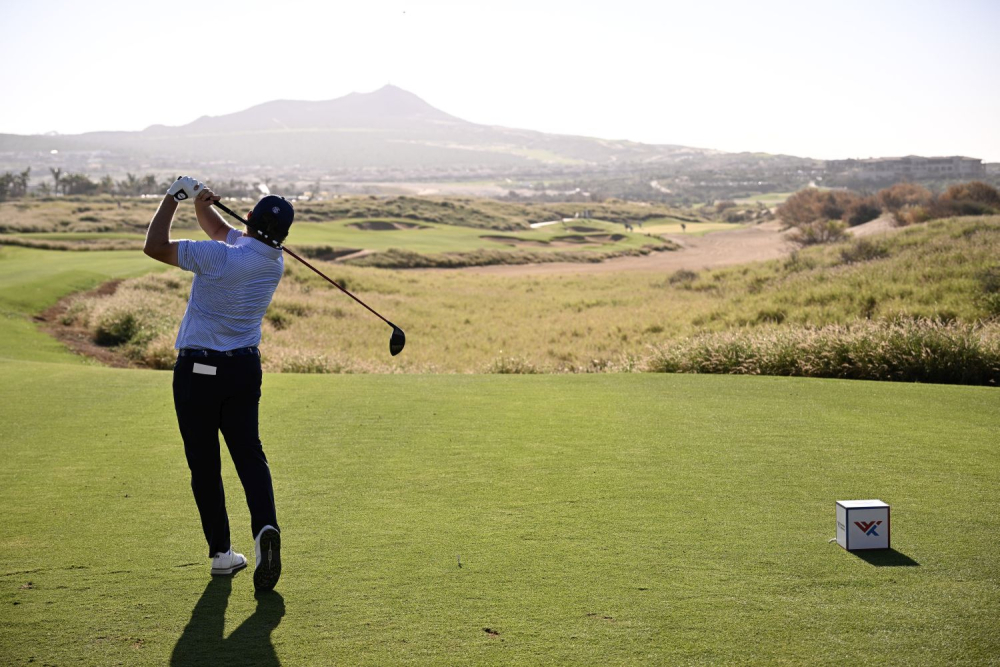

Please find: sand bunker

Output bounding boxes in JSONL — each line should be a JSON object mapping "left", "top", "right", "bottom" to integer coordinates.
{"left": 481, "top": 235, "right": 553, "bottom": 247}
{"left": 466, "top": 222, "right": 798, "bottom": 276}
{"left": 554, "top": 234, "right": 626, "bottom": 244}
{"left": 348, "top": 221, "right": 428, "bottom": 231}
{"left": 566, "top": 225, "right": 603, "bottom": 233}
{"left": 481, "top": 232, "right": 627, "bottom": 249}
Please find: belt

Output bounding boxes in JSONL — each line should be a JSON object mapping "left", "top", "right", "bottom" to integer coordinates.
{"left": 178, "top": 346, "right": 260, "bottom": 358}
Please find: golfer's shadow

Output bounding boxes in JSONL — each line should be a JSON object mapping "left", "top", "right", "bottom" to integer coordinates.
{"left": 171, "top": 576, "right": 284, "bottom": 666}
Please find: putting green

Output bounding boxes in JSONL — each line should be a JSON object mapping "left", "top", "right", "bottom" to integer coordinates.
{"left": 1, "top": 362, "right": 997, "bottom": 665}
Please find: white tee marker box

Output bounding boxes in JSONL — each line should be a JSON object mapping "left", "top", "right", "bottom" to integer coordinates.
{"left": 836, "top": 499, "right": 890, "bottom": 551}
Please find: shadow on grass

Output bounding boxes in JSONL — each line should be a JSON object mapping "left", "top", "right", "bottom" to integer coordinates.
{"left": 171, "top": 575, "right": 285, "bottom": 666}
{"left": 852, "top": 548, "right": 920, "bottom": 567}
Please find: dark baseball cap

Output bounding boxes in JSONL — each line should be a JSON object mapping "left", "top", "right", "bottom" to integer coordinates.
{"left": 250, "top": 195, "right": 294, "bottom": 245}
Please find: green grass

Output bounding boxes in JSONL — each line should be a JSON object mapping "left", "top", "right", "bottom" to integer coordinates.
{"left": 0, "top": 246, "right": 163, "bottom": 363}
{"left": 1, "top": 232, "right": 146, "bottom": 241}
{"left": 1, "top": 364, "right": 997, "bottom": 665}
{"left": 0, "top": 208, "right": 997, "bottom": 664}
{"left": 289, "top": 218, "right": 659, "bottom": 255}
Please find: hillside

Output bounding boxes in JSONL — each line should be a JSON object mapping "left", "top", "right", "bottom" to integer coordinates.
{"left": 0, "top": 85, "right": 714, "bottom": 176}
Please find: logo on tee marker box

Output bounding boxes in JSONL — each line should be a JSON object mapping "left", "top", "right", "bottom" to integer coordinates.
{"left": 854, "top": 520, "right": 882, "bottom": 536}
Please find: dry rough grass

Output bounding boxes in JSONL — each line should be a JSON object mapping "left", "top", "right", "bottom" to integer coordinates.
{"left": 645, "top": 319, "right": 1000, "bottom": 385}
{"left": 51, "top": 215, "right": 1000, "bottom": 382}
{"left": 0, "top": 236, "right": 143, "bottom": 251}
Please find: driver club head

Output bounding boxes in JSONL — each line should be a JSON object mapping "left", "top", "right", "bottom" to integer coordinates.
{"left": 389, "top": 325, "right": 406, "bottom": 356}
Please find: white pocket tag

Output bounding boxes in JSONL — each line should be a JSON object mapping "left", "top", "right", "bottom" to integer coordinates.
{"left": 192, "top": 363, "right": 217, "bottom": 376}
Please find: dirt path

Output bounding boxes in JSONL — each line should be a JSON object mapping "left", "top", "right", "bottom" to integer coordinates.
{"left": 463, "top": 221, "right": 798, "bottom": 276}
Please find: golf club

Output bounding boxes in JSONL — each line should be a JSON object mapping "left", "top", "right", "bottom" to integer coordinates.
{"left": 212, "top": 200, "right": 406, "bottom": 356}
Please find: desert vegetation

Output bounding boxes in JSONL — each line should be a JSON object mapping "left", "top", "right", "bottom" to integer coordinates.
{"left": 777, "top": 180, "right": 1000, "bottom": 245}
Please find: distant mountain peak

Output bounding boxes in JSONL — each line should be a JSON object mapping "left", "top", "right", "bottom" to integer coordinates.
{"left": 145, "top": 85, "right": 465, "bottom": 135}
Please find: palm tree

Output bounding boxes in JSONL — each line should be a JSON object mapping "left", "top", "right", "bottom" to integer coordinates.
{"left": 13, "top": 168, "right": 31, "bottom": 198}
{"left": 50, "top": 167, "right": 62, "bottom": 195}
{"left": 118, "top": 173, "right": 140, "bottom": 196}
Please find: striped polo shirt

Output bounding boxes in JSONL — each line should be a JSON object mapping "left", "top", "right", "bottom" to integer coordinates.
{"left": 174, "top": 228, "right": 284, "bottom": 351}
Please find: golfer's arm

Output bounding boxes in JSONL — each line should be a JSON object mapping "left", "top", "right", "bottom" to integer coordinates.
{"left": 143, "top": 195, "right": 180, "bottom": 266}
{"left": 195, "top": 201, "right": 235, "bottom": 242}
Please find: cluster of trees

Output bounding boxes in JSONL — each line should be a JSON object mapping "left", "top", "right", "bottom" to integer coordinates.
{"left": 0, "top": 167, "right": 297, "bottom": 202}
{"left": 0, "top": 168, "right": 170, "bottom": 200}
{"left": 0, "top": 169, "right": 32, "bottom": 200}
{"left": 778, "top": 181, "right": 1000, "bottom": 245}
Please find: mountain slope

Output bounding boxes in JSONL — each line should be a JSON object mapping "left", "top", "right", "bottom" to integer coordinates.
{"left": 144, "top": 85, "right": 468, "bottom": 134}
{"left": 0, "top": 85, "right": 711, "bottom": 173}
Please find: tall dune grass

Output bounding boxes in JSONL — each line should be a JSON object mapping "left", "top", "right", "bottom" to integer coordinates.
{"left": 645, "top": 319, "right": 1000, "bottom": 385}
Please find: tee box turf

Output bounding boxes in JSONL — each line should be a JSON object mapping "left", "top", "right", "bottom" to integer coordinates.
{"left": 836, "top": 499, "right": 890, "bottom": 551}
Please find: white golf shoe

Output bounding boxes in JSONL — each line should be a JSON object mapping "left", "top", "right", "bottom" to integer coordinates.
{"left": 254, "top": 525, "right": 281, "bottom": 591}
{"left": 210, "top": 548, "right": 247, "bottom": 576}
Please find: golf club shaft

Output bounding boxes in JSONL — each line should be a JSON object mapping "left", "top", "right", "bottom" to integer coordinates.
{"left": 212, "top": 200, "right": 397, "bottom": 329}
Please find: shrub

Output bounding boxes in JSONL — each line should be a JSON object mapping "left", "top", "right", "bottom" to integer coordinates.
{"left": 940, "top": 181, "right": 1000, "bottom": 208}
{"left": 980, "top": 267, "right": 1000, "bottom": 318}
{"left": 783, "top": 251, "right": 818, "bottom": 272}
{"left": 844, "top": 197, "right": 882, "bottom": 226}
{"left": 279, "top": 352, "right": 343, "bottom": 374}
{"left": 265, "top": 307, "right": 294, "bottom": 330}
{"left": 789, "top": 219, "right": 848, "bottom": 246}
{"left": 93, "top": 304, "right": 156, "bottom": 346}
{"left": 839, "top": 238, "right": 890, "bottom": 264}
{"left": 755, "top": 308, "right": 786, "bottom": 324}
{"left": 895, "top": 205, "right": 934, "bottom": 226}
{"left": 668, "top": 269, "right": 698, "bottom": 285}
{"left": 487, "top": 355, "right": 539, "bottom": 374}
{"left": 778, "top": 189, "right": 860, "bottom": 228}
{"left": 142, "top": 335, "right": 180, "bottom": 370}
{"left": 876, "top": 183, "right": 933, "bottom": 213}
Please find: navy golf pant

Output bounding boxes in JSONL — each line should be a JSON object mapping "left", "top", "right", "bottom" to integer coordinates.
{"left": 173, "top": 354, "right": 279, "bottom": 556}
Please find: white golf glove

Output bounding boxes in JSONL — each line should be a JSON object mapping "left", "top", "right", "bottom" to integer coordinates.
{"left": 167, "top": 176, "right": 203, "bottom": 202}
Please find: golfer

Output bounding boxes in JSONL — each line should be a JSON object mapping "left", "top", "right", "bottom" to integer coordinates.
{"left": 143, "top": 176, "right": 293, "bottom": 591}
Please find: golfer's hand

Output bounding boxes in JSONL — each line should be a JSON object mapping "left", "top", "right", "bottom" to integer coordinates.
{"left": 194, "top": 186, "right": 221, "bottom": 210}
{"left": 167, "top": 176, "right": 203, "bottom": 202}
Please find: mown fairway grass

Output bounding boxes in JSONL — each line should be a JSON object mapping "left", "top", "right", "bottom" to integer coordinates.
{"left": 289, "top": 218, "right": 660, "bottom": 255}
{"left": 0, "top": 246, "right": 163, "bottom": 363}
{"left": 1, "top": 362, "right": 998, "bottom": 665}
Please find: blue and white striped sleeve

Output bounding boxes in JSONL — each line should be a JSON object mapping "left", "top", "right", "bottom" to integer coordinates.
{"left": 226, "top": 228, "right": 242, "bottom": 245}
{"left": 176, "top": 239, "right": 229, "bottom": 276}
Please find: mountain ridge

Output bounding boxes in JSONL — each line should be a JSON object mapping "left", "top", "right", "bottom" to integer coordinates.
{"left": 0, "top": 85, "right": 733, "bottom": 178}
{"left": 142, "top": 85, "right": 470, "bottom": 135}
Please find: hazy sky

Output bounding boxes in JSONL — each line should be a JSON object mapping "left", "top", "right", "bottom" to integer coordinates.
{"left": 2, "top": 0, "right": 998, "bottom": 160}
